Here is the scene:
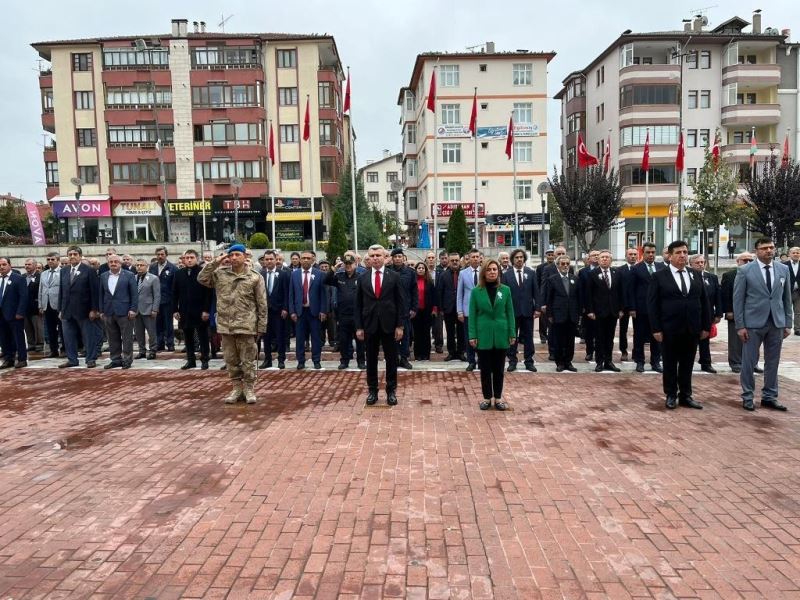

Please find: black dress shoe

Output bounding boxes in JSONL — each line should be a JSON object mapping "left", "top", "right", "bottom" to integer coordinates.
{"left": 604, "top": 363, "right": 620, "bottom": 372}
{"left": 201, "top": 361, "right": 209, "bottom": 370}
{"left": 167, "top": 345, "right": 175, "bottom": 352}
{"left": 458, "top": 353, "right": 467, "bottom": 362}
{"left": 180, "top": 361, "right": 196, "bottom": 370}
{"left": 313, "top": 361, "right": 322, "bottom": 369}
{"left": 652, "top": 364, "right": 663, "bottom": 373}
{"left": 620, "top": 352, "right": 629, "bottom": 362}
{"left": 665, "top": 395, "right": 678, "bottom": 409}
{"left": 548, "top": 353, "right": 556, "bottom": 361}
{"left": 731, "top": 366, "right": 741, "bottom": 373}
{"left": 479, "top": 400, "right": 492, "bottom": 410}
{"left": 679, "top": 396, "right": 703, "bottom": 409}
{"left": 635, "top": 362, "right": 645, "bottom": 373}
{"left": 366, "top": 391, "right": 378, "bottom": 405}
{"left": 435, "top": 346, "right": 443, "bottom": 353}
{"left": 556, "top": 364, "right": 565, "bottom": 372}
{"left": 761, "top": 400, "right": 787, "bottom": 411}
{"left": 444, "top": 354, "right": 456, "bottom": 362}
{"left": 357, "top": 361, "right": 366, "bottom": 370}
{"left": 136, "top": 353, "right": 147, "bottom": 360}
{"left": 85, "top": 361, "right": 97, "bottom": 368}
{"left": 466, "top": 363, "right": 476, "bottom": 372}
{"left": 297, "top": 363, "right": 306, "bottom": 370}
{"left": 700, "top": 365, "right": 717, "bottom": 374}
{"left": 507, "top": 362, "right": 517, "bottom": 372}
{"left": 743, "top": 398, "right": 755, "bottom": 411}
{"left": 259, "top": 360, "right": 271, "bottom": 369}
{"left": 525, "top": 363, "right": 537, "bottom": 372}
{"left": 48, "top": 352, "right": 60, "bottom": 359}
{"left": 586, "top": 353, "right": 594, "bottom": 362}
{"left": 121, "top": 363, "right": 131, "bottom": 370}
{"left": 0, "top": 361, "right": 14, "bottom": 369}
{"left": 220, "top": 364, "right": 227, "bottom": 370}
{"left": 103, "top": 362, "right": 122, "bottom": 370}
{"left": 278, "top": 360, "right": 285, "bottom": 369}
{"left": 399, "top": 358, "right": 413, "bottom": 370}
{"left": 565, "top": 363, "right": 578, "bottom": 372}
{"left": 494, "top": 401, "right": 508, "bottom": 411}
{"left": 754, "top": 366, "right": 764, "bottom": 374}
{"left": 594, "top": 364, "right": 604, "bottom": 372}
{"left": 338, "top": 361, "right": 349, "bottom": 370}
{"left": 58, "top": 361, "right": 79, "bottom": 369}
{"left": 147, "top": 352, "right": 156, "bottom": 360}
{"left": 14, "top": 361, "right": 27, "bottom": 368}
{"left": 386, "top": 391, "right": 398, "bottom": 406}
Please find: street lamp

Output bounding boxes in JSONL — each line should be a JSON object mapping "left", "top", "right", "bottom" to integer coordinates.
{"left": 231, "top": 176, "right": 243, "bottom": 242}
{"left": 537, "top": 181, "right": 552, "bottom": 260}
{"left": 671, "top": 43, "right": 695, "bottom": 240}
{"left": 70, "top": 176, "right": 84, "bottom": 242}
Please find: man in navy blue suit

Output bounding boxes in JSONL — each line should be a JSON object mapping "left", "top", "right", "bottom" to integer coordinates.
{"left": 502, "top": 249, "right": 538, "bottom": 372}
{"left": 99, "top": 254, "right": 138, "bottom": 369}
{"left": 0, "top": 257, "right": 29, "bottom": 368}
{"left": 59, "top": 245, "right": 101, "bottom": 368}
{"left": 260, "top": 249, "right": 289, "bottom": 369}
{"left": 288, "top": 250, "right": 328, "bottom": 369}
{"left": 149, "top": 246, "right": 177, "bottom": 351}
{"left": 626, "top": 242, "right": 666, "bottom": 373}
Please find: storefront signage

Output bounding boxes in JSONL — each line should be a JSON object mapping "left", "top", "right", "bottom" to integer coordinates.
{"left": 212, "top": 197, "right": 264, "bottom": 216}
{"left": 436, "top": 125, "right": 472, "bottom": 138}
{"left": 431, "top": 203, "right": 486, "bottom": 218}
{"left": 113, "top": 200, "right": 162, "bottom": 217}
{"left": 51, "top": 200, "right": 111, "bottom": 218}
{"left": 485, "top": 213, "right": 550, "bottom": 226}
{"left": 476, "top": 124, "right": 540, "bottom": 139}
{"left": 271, "top": 197, "right": 322, "bottom": 212}
{"left": 167, "top": 200, "right": 211, "bottom": 217}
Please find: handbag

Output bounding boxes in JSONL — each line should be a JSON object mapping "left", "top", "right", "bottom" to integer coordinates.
{"left": 709, "top": 323, "right": 718, "bottom": 339}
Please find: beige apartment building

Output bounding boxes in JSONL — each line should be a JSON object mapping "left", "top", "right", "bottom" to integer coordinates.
{"left": 556, "top": 10, "right": 799, "bottom": 256}
{"left": 34, "top": 18, "right": 347, "bottom": 246}
{"left": 398, "top": 44, "right": 555, "bottom": 251}
{"left": 358, "top": 150, "right": 402, "bottom": 218}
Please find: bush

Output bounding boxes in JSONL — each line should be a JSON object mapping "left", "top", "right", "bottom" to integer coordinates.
{"left": 327, "top": 210, "right": 349, "bottom": 261}
{"left": 248, "top": 232, "right": 270, "bottom": 249}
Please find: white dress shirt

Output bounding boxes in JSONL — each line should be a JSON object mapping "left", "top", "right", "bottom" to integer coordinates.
{"left": 756, "top": 258, "right": 773, "bottom": 286}
{"left": 669, "top": 264, "right": 688, "bottom": 291}
{"left": 372, "top": 267, "right": 384, "bottom": 293}
{"left": 108, "top": 271, "right": 120, "bottom": 295}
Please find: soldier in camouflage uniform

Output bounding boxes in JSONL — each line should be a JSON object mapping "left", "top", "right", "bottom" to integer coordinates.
{"left": 199, "top": 244, "right": 268, "bottom": 404}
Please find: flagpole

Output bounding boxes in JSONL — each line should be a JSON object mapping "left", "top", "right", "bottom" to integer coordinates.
{"left": 678, "top": 128, "right": 684, "bottom": 240}
{"left": 644, "top": 127, "right": 650, "bottom": 244}
{"left": 512, "top": 113, "right": 519, "bottom": 247}
{"left": 199, "top": 170, "right": 207, "bottom": 252}
{"left": 347, "top": 67, "right": 358, "bottom": 254}
{"left": 432, "top": 63, "right": 439, "bottom": 256}
{"left": 307, "top": 94, "right": 317, "bottom": 254}
{"left": 268, "top": 119, "right": 276, "bottom": 250}
{"left": 473, "top": 86, "right": 479, "bottom": 249}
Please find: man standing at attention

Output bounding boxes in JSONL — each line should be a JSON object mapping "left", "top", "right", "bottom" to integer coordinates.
{"left": 784, "top": 246, "right": 799, "bottom": 336}
{"left": 199, "top": 244, "right": 267, "bottom": 404}
{"left": 0, "top": 257, "right": 28, "bottom": 368}
{"left": 133, "top": 258, "right": 160, "bottom": 360}
{"left": 149, "top": 246, "right": 177, "bottom": 352}
{"left": 288, "top": 250, "right": 328, "bottom": 370}
{"left": 59, "top": 246, "right": 101, "bottom": 369}
{"left": 734, "top": 237, "right": 794, "bottom": 412}
{"left": 99, "top": 254, "right": 138, "bottom": 369}
{"left": 457, "top": 249, "right": 481, "bottom": 371}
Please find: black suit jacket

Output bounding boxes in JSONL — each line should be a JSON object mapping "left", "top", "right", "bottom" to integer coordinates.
{"left": 262, "top": 268, "right": 289, "bottom": 313}
{"left": 700, "top": 271, "right": 723, "bottom": 319}
{"left": 720, "top": 269, "right": 736, "bottom": 315}
{"left": 172, "top": 265, "right": 212, "bottom": 327}
{"left": 149, "top": 260, "right": 177, "bottom": 306}
{"left": 355, "top": 268, "right": 403, "bottom": 335}
{"left": 545, "top": 272, "right": 581, "bottom": 324}
{"left": 785, "top": 260, "right": 800, "bottom": 294}
{"left": 647, "top": 267, "right": 711, "bottom": 336}
{"left": 25, "top": 272, "right": 40, "bottom": 315}
{"left": 59, "top": 264, "right": 100, "bottom": 320}
{"left": 435, "top": 267, "right": 460, "bottom": 315}
{"left": 585, "top": 268, "right": 624, "bottom": 318}
{"left": 502, "top": 266, "right": 538, "bottom": 317}
{"left": 625, "top": 261, "right": 666, "bottom": 314}
{"left": 539, "top": 261, "right": 573, "bottom": 306}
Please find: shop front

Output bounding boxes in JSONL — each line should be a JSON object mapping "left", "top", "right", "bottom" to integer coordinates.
{"left": 166, "top": 199, "right": 212, "bottom": 245}
{"left": 50, "top": 195, "right": 113, "bottom": 244}
{"left": 112, "top": 199, "right": 163, "bottom": 242}
{"left": 266, "top": 197, "right": 323, "bottom": 246}
{"left": 621, "top": 204, "right": 670, "bottom": 252}
{"left": 211, "top": 197, "right": 268, "bottom": 244}
{"left": 485, "top": 213, "right": 549, "bottom": 254}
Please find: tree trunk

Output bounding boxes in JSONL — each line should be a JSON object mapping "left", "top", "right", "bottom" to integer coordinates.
{"left": 713, "top": 229, "right": 720, "bottom": 274}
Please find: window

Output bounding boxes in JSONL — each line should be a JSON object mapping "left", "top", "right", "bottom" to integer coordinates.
{"left": 620, "top": 125, "right": 679, "bottom": 147}
{"left": 687, "top": 50, "right": 698, "bottom": 69}
{"left": 738, "top": 54, "right": 757, "bottom": 65}
{"left": 407, "top": 159, "right": 416, "bottom": 178}
{"left": 367, "top": 191, "right": 379, "bottom": 204}
{"left": 45, "top": 162, "right": 58, "bottom": 185}
{"left": 406, "top": 123, "right": 416, "bottom": 144}
{"left": 632, "top": 56, "right": 653, "bottom": 65}
{"left": 687, "top": 129, "right": 697, "bottom": 147}
{"left": 279, "top": 87, "right": 298, "bottom": 106}
{"left": 596, "top": 103, "right": 605, "bottom": 123}
{"left": 280, "top": 124, "right": 300, "bottom": 143}
{"left": 731, "top": 130, "right": 753, "bottom": 144}
{"left": 72, "top": 53, "right": 92, "bottom": 71}
{"left": 192, "top": 46, "right": 260, "bottom": 68}
{"left": 619, "top": 85, "right": 680, "bottom": 107}
{"left": 620, "top": 165, "right": 677, "bottom": 185}
{"left": 699, "top": 50, "right": 711, "bottom": 69}
{"left": 408, "top": 191, "right": 417, "bottom": 210}
{"left": 596, "top": 68, "right": 601, "bottom": 87}
{"left": 103, "top": 48, "right": 169, "bottom": 68}
{"left": 404, "top": 90, "right": 415, "bottom": 111}
{"left": 386, "top": 171, "right": 398, "bottom": 182}
{"left": 513, "top": 102, "right": 532, "bottom": 125}
{"left": 566, "top": 79, "right": 584, "bottom": 101}
{"left": 442, "top": 143, "right": 461, "bottom": 164}
{"left": 688, "top": 90, "right": 698, "bottom": 109}
{"left": 318, "top": 82, "right": 333, "bottom": 107}
{"left": 112, "top": 162, "right": 177, "bottom": 184}
{"left": 109, "top": 86, "right": 173, "bottom": 107}
{"left": 280, "top": 162, "right": 300, "bottom": 180}
{"left": 78, "top": 165, "right": 98, "bottom": 184}
{"left": 442, "top": 181, "right": 462, "bottom": 202}
{"left": 320, "top": 157, "right": 336, "bottom": 182}
{"left": 479, "top": 64, "right": 487, "bottom": 72}
{"left": 195, "top": 160, "right": 262, "bottom": 181}
{"left": 440, "top": 65, "right": 459, "bottom": 87}
{"left": 277, "top": 49, "right": 297, "bottom": 68}
{"left": 441, "top": 103, "right": 460, "bottom": 125}
{"left": 512, "top": 63, "right": 532, "bottom": 86}
{"left": 109, "top": 124, "right": 174, "bottom": 146}
{"left": 737, "top": 93, "right": 757, "bottom": 105}
{"left": 700, "top": 90, "right": 711, "bottom": 108}
{"left": 699, "top": 129, "right": 710, "bottom": 147}
{"left": 76, "top": 128, "right": 96, "bottom": 147}
{"left": 514, "top": 141, "right": 532, "bottom": 162}
{"left": 515, "top": 180, "right": 532, "bottom": 200}
{"left": 74, "top": 91, "right": 94, "bottom": 110}
{"left": 686, "top": 168, "right": 697, "bottom": 184}
{"left": 42, "top": 88, "right": 54, "bottom": 112}
{"left": 566, "top": 112, "right": 583, "bottom": 134}
{"left": 566, "top": 147, "right": 576, "bottom": 168}
{"left": 366, "top": 171, "right": 379, "bottom": 183}
{"left": 319, "top": 120, "right": 334, "bottom": 145}
{"left": 191, "top": 84, "right": 259, "bottom": 107}
{"left": 386, "top": 191, "right": 398, "bottom": 208}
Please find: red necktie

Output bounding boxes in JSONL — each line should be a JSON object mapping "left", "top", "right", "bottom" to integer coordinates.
{"left": 302, "top": 270, "right": 309, "bottom": 305}
{"left": 374, "top": 269, "right": 382, "bottom": 299}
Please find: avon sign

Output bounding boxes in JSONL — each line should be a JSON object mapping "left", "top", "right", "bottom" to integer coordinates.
{"left": 52, "top": 200, "right": 111, "bottom": 218}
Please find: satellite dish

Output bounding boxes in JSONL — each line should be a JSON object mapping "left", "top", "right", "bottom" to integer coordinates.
{"left": 537, "top": 181, "right": 552, "bottom": 195}
{"left": 230, "top": 177, "right": 243, "bottom": 188}
{"left": 70, "top": 177, "right": 85, "bottom": 186}
{"left": 390, "top": 180, "right": 403, "bottom": 192}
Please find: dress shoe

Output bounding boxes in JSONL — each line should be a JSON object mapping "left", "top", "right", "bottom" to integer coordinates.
{"left": 494, "top": 400, "right": 508, "bottom": 411}
{"left": 435, "top": 346, "right": 443, "bottom": 353}
{"left": 313, "top": 361, "right": 322, "bottom": 369}
{"left": 754, "top": 366, "right": 764, "bottom": 374}
{"left": 652, "top": 364, "right": 663, "bottom": 373}
{"left": 399, "top": 358, "right": 413, "bottom": 370}
{"left": 104, "top": 361, "right": 122, "bottom": 370}
{"left": 541, "top": 335, "right": 548, "bottom": 344}
{"left": 259, "top": 360, "right": 271, "bottom": 369}
{"left": 761, "top": 400, "right": 787, "bottom": 411}
{"left": 444, "top": 354, "right": 456, "bottom": 362}
{"left": 604, "top": 363, "right": 621, "bottom": 372}
{"left": 585, "top": 352, "right": 594, "bottom": 362}
{"left": 357, "top": 361, "right": 366, "bottom": 370}
{"left": 479, "top": 400, "right": 492, "bottom": 410}
{"left": 297, "top": 363, "right": 306, "bottom": 370}
{"left": 201, "top": 360, "right": 209, "bottom": 370}
{"left": 366, "top": 391, "right": 379, "bottom": 405}
{"left": 180, "top": 361, "right": 196, "bottom": 370}
{"left": 679, "top": 396, "right": 703, "bottom": 409}
{"left": 795, "top": 330, "right": 800, "bottom": 336}
{"left": 137, "top": 353, "right": 147, "bottom": 360}
{"left": 507, "top": 362, "right": 517, "bottom": 372}
{"left": 58, "top": 361, "right": 78, "bottom": 368}
{"left": 665, "top": 395, "right": 678, "bottom": 409}
{"left": 620, "top": 351, "right": 629, "bottom": 362}
{"left": 157, "top": 345, "right": 166, "bottom": 352}
{"left": 556, "top": 364, "right": 565, "bottom": 372}
{"left": 700, "top": 365, "right": 717, "bottom": 374}
{"left": 731, "top": 365, "right": 741, "bottom": 373}
{"left": 85, "top": 361, "right": 97, "bottom": 368}
{"left": 387, "top": 392, "right": 398, "bottom": 406}
{"left": 458, "top": 353, "right": 467, "bottom": 362}
{"left": 594, "top": 364, "right": 604, "bottom": 372}
{"left": 220, "top": 364, "right": 227, "bottom": 370}
{"left": 466, "top": 363, "right": 476, "bottom": 372}
{"left": 548, "top": 353, "right": 556, "bottom": 361}
{"left": 167, "top": 345, "right": 175, "bottom": 352}
{"left": 14, "top": 360, "right": 27, "bottom": 368}
{"left": 338, "top": 361, "right": 349, "bottom": 370}
{"left": 0, "top": 361, "right": 14, "bottom": 369}
{"left": 48, "top": 352, "right": 60, "bottom": 358}
{"left": 565, "top": 363, "right": 578, "bottom": 372}
{"left": 525, "top": 363, "right": 537, "bottom": 372}
{"left": 743, "top": 398, "right": 755, "bottom": 411}
{"left": 147, "top": 352, "right": 156, "bottom": 360}
{"left": 121, "top": 363, "right": 131, "bottom": 370}
{"left": 278, "top": 360, "right": 286, "bottom": 369}
{"left": 635, "top": 362, "right": 645, "bottom": 373}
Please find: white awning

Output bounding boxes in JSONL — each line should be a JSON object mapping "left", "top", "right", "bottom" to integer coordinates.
{"left": 50, "top": 195, "right": 111, "bottom": 203}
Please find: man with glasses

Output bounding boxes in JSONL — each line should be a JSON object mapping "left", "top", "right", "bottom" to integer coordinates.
{"left": 689, "top": 254, "right": 723, "bottom": 373}
{"left": 99, "top": 254, "right": 138, "bottom": 369}
{"left": 784, "top": 246, "right": 800, "bottom": 335}
{"left": 38, "top": 251, "right": 63, "bottom": 358}
{"left": 98, "top": 247, "right": 118, "bottom": 275}
{"left": 457, "top": 249, "right": 482, "bottom": 371}
{"left": 721, "top": 252, "right": 757, "bottom": 373}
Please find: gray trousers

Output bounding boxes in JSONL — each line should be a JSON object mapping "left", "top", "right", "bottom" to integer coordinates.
{"left": 792, "top": 291, "right": 800, "bottom": 331}
{"left": 105, "top": 315, "right": 134, "bottom": 365}
{"left": 740, "top": 321, "right": 784, "bottom": 402}
{"left": 24, "top": 314, "right": 44, "bottom": 349}
{"left": 726, "top": 319, "right": 742, "bottom": 368}
{"left": 135, "top": 314, "right": 158, "bottom": 354}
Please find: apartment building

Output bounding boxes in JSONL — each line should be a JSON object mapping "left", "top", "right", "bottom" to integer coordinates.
{"left": 33, "top": 18, "right": 346, "bottom": 246}
{"left": 358, "top": 150, "right": 402, "bottom": 216}
{"left": 555, "top": 10, "right": 799, "bottom": 255}
{"left": 398, "top": 44, "right": 555, "bottom": 251}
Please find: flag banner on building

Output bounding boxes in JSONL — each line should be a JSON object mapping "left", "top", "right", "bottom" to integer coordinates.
{"left": 469, "top": 91, "right": 477, "bottom": 137}
{"left": 711, "top": 132, "right": 720, "bottom": 171}
{"left": 343, "top": 71, "right": 351, "bottom": 114}
{"left": 603, "top": 135, "right": 611, "bottom": 172}
{"left": 302, "top": 98, "right": 311, "bottom": 141}
{"left": 675, "top": 132, "right": 685, "bottom": 172}
{"left": 268, "top": 124, "right": 275, "bottom": 166}
{"left": 436, "top": 125, "right": 473, "bottom": 138}
{"left": 505, "top": 116, "right": 514, "bottom": 159}
{"left": 641, "top": 131, "right": 650, "bottom": 172}
{"left": 25, "top": 201, "right": 46, "bottom": 246}
{"left": 426, "top": 70, "right": 436, "bottom": 112}
{"left": 577, "top": 132, "right": 598, "bottom": 167}
{"left": 475, "top": 124, "right": 540, "bottom": 139}
{"left": 431, "top": 203, "right": 486, "bottom": 218}
{"left": 782, "top": 132, "right": 790, "bottom": 168}
{"left": 749, "top": 132, "right": 758, "bottom": 168}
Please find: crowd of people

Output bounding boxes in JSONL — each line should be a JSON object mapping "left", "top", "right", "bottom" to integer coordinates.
{"left": 0, "top": 240, "right": 797, "bottom": 411}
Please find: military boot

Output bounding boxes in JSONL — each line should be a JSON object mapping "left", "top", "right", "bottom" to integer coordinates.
{"left": 224, "top": 382, "right": 243, "bottom": 404}
{"left": 243, "top": 383, "right": 257, "bottom": 404}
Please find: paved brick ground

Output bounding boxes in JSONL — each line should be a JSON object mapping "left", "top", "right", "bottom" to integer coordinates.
{"left": 1, "top": 367, "right": 800, "bottom": 599}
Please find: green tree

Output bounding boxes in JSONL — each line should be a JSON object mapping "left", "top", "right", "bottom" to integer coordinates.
{"left": 445, "top": 206, "right": 471, "bottom": 255}
{"left": 547, "top": 194, "right": 564, "bottom": 243}
{"left": 686, "top": 141, "right": 741, "bottom": 271}
{"left": 335, "top": 160, "right": 385, "bottom": 249}
{"left": 248, "top": 232, "right": 270, "bottom": 249}
{"left": 743, "top": 158, "right": 800, "bottom": 249}
{"left": 327, "top": 209, "right": 349, "bottom": 261}
{"left": 0, "top": 202, "right": 29, "bottom": 236}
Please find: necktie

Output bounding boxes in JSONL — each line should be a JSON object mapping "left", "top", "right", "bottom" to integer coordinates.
{"left": 678, "top": 269, "right": 687, "bottom": 296}
{"left": 517, "top": 270, "right": 523, "bottom": 288}
{"left": 71, "top": 267, "right": 77, "bottom": 282}
{"left": 302, "top": 271, "right": 310, "bottom": 304}
{"left": 48, "top": 270, "right": 55, "bottom": 285}
{"left": 0, "top": 276, "right": 6, "bottom": 302}
{"left": 603, "top": 269, "right": 610, "bottom": 289}
{"left": 452, "top": 270, "right": 457, "bottom": 289}
{"left": 268, "top": 271, "right": 274, "bottom": 294}
{"left": 374, "top": 269, "right": 382, "bottom": 298}
{"left": 473, "top": 269, "right": 478, "bottom": 286}
{"left": 562, "top": 275, "right": 570, "bottom": 294}
{"left": 764, "top": 265, "right": 771, "bottom": 293}
{"left": 647, "top": 263, "right": 654, "bottom": 275}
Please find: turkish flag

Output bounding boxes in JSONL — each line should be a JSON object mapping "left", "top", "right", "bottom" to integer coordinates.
{"left": 343, "top": 72, "right": 351, "bottom": 114}
{"left": 469, "top": 90, "right": 477, "bottom": 137}
{"left": 505, "top": 116, "right": 514, "bottom": 159}
{"left": 641, "top": 131, "right": 650, "bottom": 172}
{"left": 268, "top": 123, "right": 275, "bottom": 166}
{"left": 426, "top": 70, "right": 436, "bottom": 112}
{"left": 711, "top": 132, "right": 721, "bottom": 171}
{"left": 675, "top": 132, "right": 685, "bottom": 172}
{"left": 602, "top": 135, "right": 611, "bottom": 172}
{"left": 302, "top": 97, "right": 311, "bottom": 141}
{"left": 577, "top": 132, "right": 598, "bottom": 167}
{"left": 782, "top": 132, "right": 790, "bottom": 168}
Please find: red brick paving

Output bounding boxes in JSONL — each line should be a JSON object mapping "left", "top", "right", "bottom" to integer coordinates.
{"left": 1, "top": 369, "right": 800, "bottom": 599}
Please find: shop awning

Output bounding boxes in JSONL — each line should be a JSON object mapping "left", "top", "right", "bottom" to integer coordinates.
{"left": 266, "top": 212, "right": 322, "bottom": 222}
{"left": 50, "top": 195, "right": 110, "bottom": 203}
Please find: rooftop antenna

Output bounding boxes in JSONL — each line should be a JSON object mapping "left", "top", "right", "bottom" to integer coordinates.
{"left": 219, "top": 13, "right": 234, "bottom": 32}
{"left": 687, "top": 5, "right": 718, "bottom": 19}
{"left": 465, "top": 43, "right": 485, "bottom": 52}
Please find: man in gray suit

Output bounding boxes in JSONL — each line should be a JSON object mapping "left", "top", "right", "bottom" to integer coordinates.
{"left": 38, "top": 251, "right": 62, "bottom": 358}
{"left": 733, "top": 237, "right": 794, "bottom": 412}
{"left": 457, "top": 248, "right": 481, "bottom": 371}
{"left": 133, "top": 258, "right": 160, "bottom": 360}
{"left": 99, "top": 254, "right": 138, "bottom": 369}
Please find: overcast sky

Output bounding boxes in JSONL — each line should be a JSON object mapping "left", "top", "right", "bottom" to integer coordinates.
{"left": 4, "top": 0, "right": 798, "bottom": 203}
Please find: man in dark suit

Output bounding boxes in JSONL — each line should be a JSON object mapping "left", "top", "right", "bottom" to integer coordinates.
{"left": 0, "top": 257, "right": 29, "bottom": 368}
{"left": 502, "top": 248, "right": 538, "bottom": 372}
{"left": 436, "top": 252, "right": 463, "bottom": 361}
{"left": 99, "top": 254, "right": 138, "bottom": 369}
{"left": 585, "top": 250, "right": 624, "bottom": 372}
{"left": 545, "top": 256, "right": 580, "bottom": 372}
{"left": 356, "top": 244, "right": 404, "bottom": 406}
{"left": 428, "top": 251, "right": 446, "bottom": 353}
{"left": 617, "top": 248, "right": 638, "bottom": 361}
{"left": 535, "top": 249, "right": 555, "bottom": 344}
{"left": 173, "top": 250, "right": 213, "bottom": 370}
{"left": 785, "top": 246, "right": 800, "bottom": 335}
{"left": 626, "top": 242, "right": 665, "bottom": 373}
{"left": 21, "top": 258, "right": 43, "bottom": 353}
{"left": 539, "top": 246, "right": 572, "bottom": 361}
{"left": 326, "top": 254, "right": 365, "bottom": 369}
{"left": 578, "top": 250, "right": 600, "bottom": 361}
{"left": 148, "top": 246, "right": 177, "bottom": 351}
{"left": 389, "top": 248, "right": 418, "bottom": 370}
{"left": 690, "top": 254, "right": 723, "bottom": 373}
{"left": 721, "top": 253, "right": 752, "bottom": 372}
{"left": 288, "top": 250, "right": 328, "bottom": 369}
{"left": 59, "top": 245, "right": 101, "bottom": 368}
{"left": 648, "top": 240, "right": 711, "bottom": 409}
{"left": 260, "top": 249, "right": 289, "bottom": 369}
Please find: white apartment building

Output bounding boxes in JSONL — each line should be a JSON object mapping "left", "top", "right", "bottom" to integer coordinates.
{"left": 358, "top": 151, "right": 403, "bottom": 217}
{"left": 555, "top": 10, "right": 799, "bottom": 256}
{"left": 398, "top": 44, "right": 555, "bottom": 251}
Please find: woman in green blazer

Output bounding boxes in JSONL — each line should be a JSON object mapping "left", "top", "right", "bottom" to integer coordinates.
{"left": 468, "top": 259, "right": 517, "bottom": 410}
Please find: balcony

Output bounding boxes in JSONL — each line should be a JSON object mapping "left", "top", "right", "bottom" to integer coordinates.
{"left": 618, "top": 105, "right": 679, "bottom": 127}
{"left": 621, "top": 184, "right": 678, "bottom": 206}
{"left": 618, "top": 144, "right": 679, "bottom": 167}
{"left": 619, "top": 64, "right": 680, "bottom": 86}
{"left": 722, "top": 63, "right": 781, "bottom": 89}
{"left": 721, "top": 103, "right": 780, "bottom": 127}
{"left": 41, "top": 112, "right": 55, "bottom": 133}
{"left": 720, "top": 142, "right": 778, "bottom": 162}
